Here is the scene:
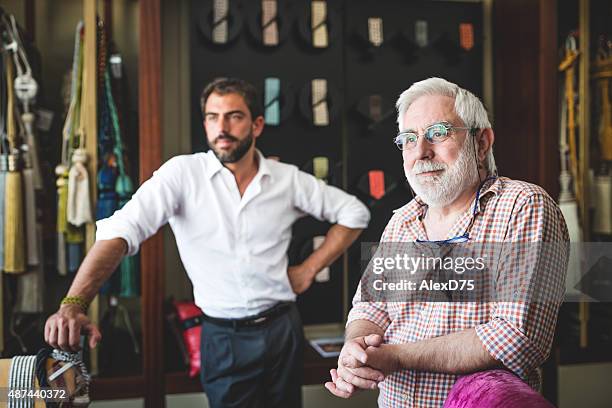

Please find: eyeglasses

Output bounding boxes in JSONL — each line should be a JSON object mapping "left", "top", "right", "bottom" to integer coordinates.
{"left": 393, "top": 122, "right": 475, "bottom": 151}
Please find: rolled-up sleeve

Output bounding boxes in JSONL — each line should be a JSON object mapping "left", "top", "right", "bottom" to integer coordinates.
{"left": 96, "top": 157, "right": 184, "bottom": 256}
{"left": 475, "top": 193, "right": 569, "bottom": 380}
{"left": 347, "top": 281, "right": 391, "bottom": 331}
{"left": 292, "top": 169, "right": 370, "bottom": 229}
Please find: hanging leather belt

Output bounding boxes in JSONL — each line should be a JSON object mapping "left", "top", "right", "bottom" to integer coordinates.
{"left": 201, "top": 302, "right": 293, "bottom": 329}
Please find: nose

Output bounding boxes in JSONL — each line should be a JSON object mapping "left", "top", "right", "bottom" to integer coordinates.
{"left": 410, "top": 133, "right": 434, "bottom": 161}
{"left": 218, "top": 115, "right": 231, "bottom": 133}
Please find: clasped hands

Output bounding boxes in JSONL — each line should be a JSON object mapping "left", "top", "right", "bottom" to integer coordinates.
{"left": 325, "top": 334, "right": 399, "bottom": 398}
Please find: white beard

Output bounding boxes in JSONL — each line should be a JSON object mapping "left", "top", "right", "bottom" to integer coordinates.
{"left": 405, "top": 137, "right": 480, "bottom": 208}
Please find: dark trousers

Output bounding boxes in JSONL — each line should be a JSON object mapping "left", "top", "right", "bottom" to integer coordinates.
{"left": 200, "top": 303, "right": 304, "bottom": 408}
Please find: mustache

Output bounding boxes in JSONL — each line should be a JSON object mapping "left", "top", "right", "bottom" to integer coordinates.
{"left": 214, "top": 133, "right": 239, "bottom": 144}
{"left": 411, "top": 161, "right": 447, "bottom": 175}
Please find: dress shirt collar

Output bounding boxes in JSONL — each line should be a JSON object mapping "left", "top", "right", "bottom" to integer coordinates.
{"left": 204, "top": 148, "right": 272, "bottom": 182}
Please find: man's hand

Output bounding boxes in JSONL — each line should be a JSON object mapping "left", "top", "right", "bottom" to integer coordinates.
{"left": 362, "top": 344, "right": 400, "bottom": 376}
{"left": 44, "top": 304, "right": 102, "bottom": 352}
{"left": 287, "top": 264, "right": 316, "bottom": 294}
{"left": 325, "top": 334, "right": 385, "bottom": 398}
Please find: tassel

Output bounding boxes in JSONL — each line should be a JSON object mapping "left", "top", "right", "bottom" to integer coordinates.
{"left": 57, "top": 232, "right": 67, "bottom": 276}
{"left": 56, "top": 165, "right": 69, "bottom": 276}
{"left": 15, "top": 224, "right": 44, "bottom": 313}
{"left": 22, "top": 150, "right": 39, "bottom": 266}
{"left": 4, "top": 154, "right": 26, "bottom": 273}
{"left": 116, "top": 173, "right": 134, "bottom": 208}
{"left": 67, "top": 242, "right": 83, "bottom": 274}
{"left": 97, "top": 190, "right": 118, "bottom": 220}
{"left": 97, "top": 164, "right": 118, "bottom": 220}
{"left": 119, "top": 256, "right": 138, "bottom": 297}
{"left": 116, "top": 173, "right": 136, "bottom": 297}
{"left": 21, "top": 112, "right": 43, "bottom": 190}
{"left": 67, "top": 148, "right": 93, "bottom": 226}
{"left": 0, "top": 155, "right": 6, "bottom": 270}
{"left": 56, "top": 165, "right": 69, "bottom": 233}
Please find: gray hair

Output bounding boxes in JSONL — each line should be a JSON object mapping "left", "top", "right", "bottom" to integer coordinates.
{"left": 396, "top": 77, "right": 497, "bottom": 175}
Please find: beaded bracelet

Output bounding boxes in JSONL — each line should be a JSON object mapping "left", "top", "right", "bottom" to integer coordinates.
{"left": 60, "top": 296, "right": 89, "bottom": 314}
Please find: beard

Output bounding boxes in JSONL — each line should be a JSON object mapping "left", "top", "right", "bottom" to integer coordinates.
{"left": 208, "top": 131, "right": 254, "bottom": 163}
{"left": 405, "top": 136, "right": 480, "bottom": 208}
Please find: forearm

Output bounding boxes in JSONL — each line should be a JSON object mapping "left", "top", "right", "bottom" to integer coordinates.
{"left": 65, "top": 238, "right": 127, "bottom": 303}
{"left": 395, "top": 328, "right": 501, "bottom": 374}
{"left": 345, "top": 319, "right": 385, "bottom": 341}
{"left": 303, "top": 224, "right": 362, "bottom": 275}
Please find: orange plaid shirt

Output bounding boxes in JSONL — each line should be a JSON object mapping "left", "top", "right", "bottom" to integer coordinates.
{"left": 347, "top": 177, "right": 569, "bottom": 407}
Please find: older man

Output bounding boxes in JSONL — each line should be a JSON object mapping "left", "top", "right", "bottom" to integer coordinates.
{"left": 325, "top": 77, "right": 568, "bottom": 407}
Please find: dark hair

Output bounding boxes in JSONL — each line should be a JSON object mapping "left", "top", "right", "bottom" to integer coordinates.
{"left": 200, "top": 77, "right": 263, "bottom": 119}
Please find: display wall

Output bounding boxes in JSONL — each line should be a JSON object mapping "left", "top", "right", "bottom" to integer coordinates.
{"left": 189, "top": 0, "right": 484, "bottom": 325}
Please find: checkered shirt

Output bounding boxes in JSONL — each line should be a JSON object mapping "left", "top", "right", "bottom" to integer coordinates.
{"left": 347, "top": 177, "right": 569, "bottom": 407}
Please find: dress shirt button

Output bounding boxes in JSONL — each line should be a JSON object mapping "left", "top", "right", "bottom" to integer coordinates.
{"left": 403, "top": 393, "right": 412, "bottom": 403}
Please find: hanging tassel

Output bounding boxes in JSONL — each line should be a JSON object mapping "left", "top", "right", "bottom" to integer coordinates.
{"left": 0, "top": 155, "right": 7, "bottom": 270}
{"left": 56, "top": 165, "right": 69, "bottom": 276}
{"left": 15, "top": 224, "right": 44, "bottom": 313}
{"left": 4, "top": 154, "right": 26, "bottom": 273}
{"left": 66, "top": 223, "right": 84, "bottom": 274}
{"left": 67, "top": 240, "right": 83, "bottom": 274}
{"left": 57, "top": 232, "right": 67, "bottom": 276}
{"left": 67, "top": 147, "right": 93, "bottom": 226}
{"left": 116, "top": 173, "right": 134, "bottom": 208}
{"left": 116, "top": 173, "right": 137, "bottom": 297}
{"left": 22, "top": 149, "right": 39, "bottom": 266}
{"left": 96, "top": 164, "right": 118, "bottom": 219}
{"left": 119, "top": 256, "right": 138, "bottom": 297}
{"left": 21, "top": 112, "right": 43, "bottom": 190}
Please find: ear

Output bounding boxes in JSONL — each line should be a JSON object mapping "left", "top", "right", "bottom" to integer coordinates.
{"left": 252, "top": 115, "right": 265, "bottom": 138}
{"left": 476, "top": 128, "right": 494, "bottom": 164}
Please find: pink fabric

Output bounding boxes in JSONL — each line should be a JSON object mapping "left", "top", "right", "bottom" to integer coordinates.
{"left": 443, "top": 369, "right": 554, "bottom": 408}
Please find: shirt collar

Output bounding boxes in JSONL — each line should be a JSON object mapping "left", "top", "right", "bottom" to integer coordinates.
{"left": 398, "top": 175, "right": 501, "bottom": 223}
{"left": 204, "top": 149, "right": 272, "bottom": 181}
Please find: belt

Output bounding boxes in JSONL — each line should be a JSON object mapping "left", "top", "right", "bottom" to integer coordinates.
{"left": 202, "top": 302, "right": 293, "bottom": 329}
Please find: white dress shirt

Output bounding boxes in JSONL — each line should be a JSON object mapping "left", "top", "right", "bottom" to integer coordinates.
{"left": 96, "top": 150, "right": 370, "bottom": 318}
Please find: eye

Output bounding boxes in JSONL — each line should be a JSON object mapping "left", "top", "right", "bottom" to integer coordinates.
{"left": 230, "top": 113, "right": 244, "bottom": 120}
{"left": 405, "top": 133, "right": 418, "bottom": 144}
{"left": 428, "top": 125, "right": 448, "bottom": 140}
{"left": 204, "top": 113, "right": 217, "bottom": 122}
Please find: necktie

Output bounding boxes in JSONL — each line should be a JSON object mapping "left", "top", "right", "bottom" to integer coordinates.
{"left": 368, "top": 17, "right": 383, "bottom": 47}
{"left": 264, "top": 77, "right": 280, "bottom": 126}
{"left": 262, "top": 0, "right": 279, "bottom": 46}
{"left": 311, "top": 1, "right": 328, "bottom": 48}
{"left": 213, "top": 0, "right": 229, "bottom": 44}
{"left": 459, "top": 23, "right": 474, "bottom": 51}
{"left": 312, "top": 79, "right": 329, "bottom": 126}
{"left": 415, "top": 20, "right": 428, "bottom": 48}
